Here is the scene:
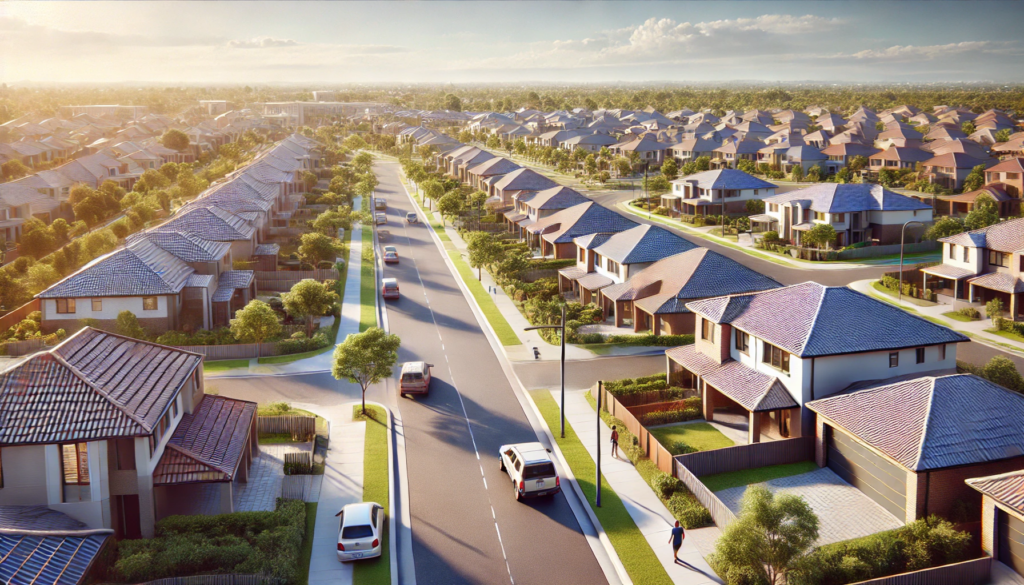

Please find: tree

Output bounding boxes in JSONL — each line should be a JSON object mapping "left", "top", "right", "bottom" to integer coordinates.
{"left": 789, "top": 164, "right": 804, "bottom": 182}
{"left": 282, "top": 279, "right": 339, "bottom": 336}
{"left": 987, "top": 297, "right": 1005, "bottom": 326}
{"left": 710, "top": 485, "right": 819, "bottom": 585}
{"left": 961, "top": 164, "right": 987, "bottom": 193}
{"left": 19, "top": 219, "right": 56, "bottom": 259}
{"left": 422, "top": 179, "right": 444, "bottom": 209}
{"left": 965, "top": 193, "right": 1000, "bottom": 230}
{"left": 355, "top": 174, "right": 379, "bottom": 200}
{"left": 230, "top": 300, "right": 282, "bottom": 358}
{"left": 302, "top": 171, "right": 318, "bottom": 192}
{"left": 745, "top": 199, "right": 765, "bottom": 215}
{"left": 116, "top": 310, "right": 148, "bottom": 340}
{"left": 661, "top": 158, "right": 679, "bottom": 180}
{"left": 878, "top": 168, "right": 897, "bottom": 188}
{"left": 298, "top": 232, "right": 344, "bottom": 267}
{"left": 835, "top": 166, "right": 852, "bottom": 183}
{"left": 805, "top": 164, "right": 824, "bottom": 182}
{"left": 961, "top": 121, "right": 976, "bottom": 136}
{"left": 437, "top": 191, "right": 463, "bottom": 226}
{"left": 693, "top": 156, "right": 711, "bottom": 172}
{"left": 1, "top": 159, "right": 30, "bottom": 181}
{"left": 161, "top": 129, "right": 191, "bottom": 152}
{"left": 493, "top": 249, "right": 532, "bottom": 285}
{"left": 134, "top": 169, "right": 171, "bottom": 193}
{"left": 995, "top": 128, "right": 1012, "bottom": 143}
{"left": 848, "top": 155, "right": 868, "bottom": 172}
{"left": 803, "top": 223, "right": 837, "bottom": 252}
{"left": 443, "top": 93, "right": 462, "bottom": 112}
{"left": 736, "top": 159, "right": 758, "bottom": 175}
{"left": 177, "top": 170, "right": 207, "bottom": 199}
{"left": 925, "top": 216, "right": 965, "bottom": 240}
{"left": 332, "top": 327, "right": 401, "bottom": 414}
{"left": 312, "top": 207, "right": 353, "bottom": 235}
{"left": 982, "top": 356, "right": 1024, "bottom": 393}
{"left": 110, "top": 219, "right": 130, "bottom": 240}
{"left": 466, "top": 232, "right": 502, "bottom": 280}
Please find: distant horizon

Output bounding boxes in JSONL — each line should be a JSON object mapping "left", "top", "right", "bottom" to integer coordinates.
{"left": 2, "top": 1, "right": 1024, "bottom": 84}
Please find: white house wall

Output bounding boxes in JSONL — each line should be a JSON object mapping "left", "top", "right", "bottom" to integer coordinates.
{"left": 0, "top": 445, "right": 49, "bottom": 505}
{"left": 43, "top": 295, "right": 171, "bottom": 320}
{"left": 868, "top": 208, "right": 933, "bottom": 226}
{"left": 810, "top": 344, "right": 958, "bottom": 401}
{"left": 942, "top": 242, "right": 983, "bottom": 274}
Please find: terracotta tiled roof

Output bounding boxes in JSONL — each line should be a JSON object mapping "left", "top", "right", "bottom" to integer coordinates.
{"left": 667, "top": 346, "right": 797, "bottom": 412}
{"left": 967, "top": 470, "right": 1024, "bottom": 515}
{"left": 940, "top": 217, "right": 1024, "bottom": 252}
{"left": 38, "top": 239, "right": 194, "bottom": 299}
{"left": 152, "top": 396, "right": 257, "bottom": 485}
{"left": 967, "top": 271, "right": 1024, "bottom": 294}
{"left": 212, "top": 270, "right": 254, "bottom": 302}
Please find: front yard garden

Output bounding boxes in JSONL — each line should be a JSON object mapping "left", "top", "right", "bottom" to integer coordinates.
{"left": 648, "top": 422, "right": 734, "bottom": 455}
{"left": 700, "top": 461, "right": 819, "bottom": 493}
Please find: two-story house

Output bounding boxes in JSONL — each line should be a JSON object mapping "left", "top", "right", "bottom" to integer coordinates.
{"left": 922, "top": 152, "right": 995, "bottom": 191}
{"left": 466, "top": 157, "right": 520, "bottom": 193}
{"left": 0, "top": 327, "right": 258, "bottom": 539}
{"left": 557, "top": 224, "right": 696, "bottom": 305}
{"left": 666, "top": 281, "right": 968, "bottom": 445}
{"left": 663, "top": 169, "right": 776, "bottom": 217}
{"left": 491, "top": 168, "right": 560, "bottom": 207}
{"left": 711, "top": 138, "right": 762, "bottom": 169}
{"left": 504, "top": 186, "right": 589, "bottom": 238}
{"left": 757, "top": 183, "right": 933, "bottom": 247}
{"left": 524, "top": 201, "right": 637, "bottom": 258}
{"left": 985, "top": 157, "right": 1024, "bottom": 199}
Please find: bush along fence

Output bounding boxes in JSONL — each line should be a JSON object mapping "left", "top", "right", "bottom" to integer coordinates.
{"left": 846, "top": 556, "right": 991, "bottom": 585}
{"left": 257, "top": 416, "right": 316, "bottom": 442}
{"left": 143, "top": 575, "right": 286, "bottom": 585}
{"left": 879, "top": 274, "right": 938, "bottom": 302}
{"left": 283, "top": 452, "right": 313, "bottom": 475}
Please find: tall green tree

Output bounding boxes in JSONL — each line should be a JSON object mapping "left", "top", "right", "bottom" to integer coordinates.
{"left": 961, "top": 164, "right": 988, "bottom": 193}
{"left": 466, "top": 232, "right": 503, "bottom": 280}
{"left": 1, "top": 160, "right": 30, "bottom": 181}
{"left": 282, "top": 279, "right": 339, "bottom": 336}
{"left": 332, "top": 327, "right": 401, "bottom": 414}
{"left": 298, "top": 232, "right": 344, "bottom": 267}
{"left": 661, "top": 157, "right": 679, "bottom": 180}
{"left": 230, "top": 299, "right": 282, "bottom": 358}
{"left": 925, "top": 216, "right": 965, "bottom": 240}
{"left": 161, "top": 128, "right": 190, "bottom": 152}
{"left": 437, "top": 191, "right": 464, "bottom": 226}
{"left": 964, "top": 193, "right": 1000, "bottom": 230}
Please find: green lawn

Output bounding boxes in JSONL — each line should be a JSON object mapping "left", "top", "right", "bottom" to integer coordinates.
{"left": 298, "top": 502, "right": 317, "bottom": 585}
{"left": 203, "top": 358, "right": 249, "bottom": 372}
{"left": 531, "top": 390, "right": 673, "bottom": 585}
{"left": 871, "top": 281, "right": 937, "bottom": 307}
{"left": 258, "top": 433, "right": 300, "bottom": 444}
{"left": 648, "top": 422, "right": 735, "bottom": 454}
{"left": 943, "top": 311, "right": 979, "bottom": 322}
{"left": 700, "top": 461, "right": 819, "bottom": 493}
{"left": 986, "top": 327, "right": 1024, "bottom": 343}
{"left": 447, "top": 250, "right": 522, "bottom": 346}
{"left": 352, "top": 405, "right": 391, "bottom": 585}
{"left": 360, "top": 225, "right": 377, "bottom": 332}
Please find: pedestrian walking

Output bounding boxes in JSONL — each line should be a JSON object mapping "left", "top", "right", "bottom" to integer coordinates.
{"left": 610, "top": 425, "right": 619, "bottom": 458}
{"left": 669, "top": 520, "right": 685, "bottom": 561}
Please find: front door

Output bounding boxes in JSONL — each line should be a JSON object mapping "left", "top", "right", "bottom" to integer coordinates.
{"left": 115, "top": 494, "right": 143, "bottom": 539}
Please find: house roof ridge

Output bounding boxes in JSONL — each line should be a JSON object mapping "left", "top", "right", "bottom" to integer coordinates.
{"left": 48, "top": 350, "right": 151, "bottom": 433}
{"left": 911, "top": 376, "right": 939, "bottom": 470}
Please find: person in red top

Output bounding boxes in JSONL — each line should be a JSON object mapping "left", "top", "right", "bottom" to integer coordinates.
{"left": 610, "top": 425, "right": 619, "bottom": 458}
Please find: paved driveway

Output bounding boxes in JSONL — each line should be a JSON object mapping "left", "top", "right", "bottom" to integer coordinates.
{"left": 715, "top": 467, "right": 903, "bottom": 545}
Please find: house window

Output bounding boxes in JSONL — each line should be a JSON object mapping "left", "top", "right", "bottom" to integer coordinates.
{"left": 143, "top": 296, "right": 158, "bottom": 311}
{"left": 56, "top": 298, "right": 76, "bottom": 314}
{"left": 962, "top": 247, "right": 970, "bottom": 263}
{"left": 701, "top": 318, "right": 715, "bottom": 342}
{"left": 578, "top": 248, "right": 584, "bottom": 262}
{"left": 949, "top": 245, "right": 955, "bottom": 259}
{"left": 915, "top": 347, "right": 925, "bottom": 364}
{"left": 735, "top": 331, "right": 749, "bottom": 354}
{"left": 61, "top": 443, "right": 90, "bottom": 486}
{"left": 768, "top": 203, "right": 778, "bottom": 212}
{"left": 92, "top": 299, "right": 102, "bottom": 312}
{"left": 754, "top": 189, "right": 759, "bottom": 195}
{"left": 989, "top": 251, "right": 1008, "bottom": 268}
{"left": 940, "top": 344, "right": 947, "bottom": 360}
{"left": 832, "top": 213, "right": 845, "bottom": 223}
{"left": 889, "top": 352, "right": 899, "bottom": 368}
{"left": 172, "top": 396, "right": 179, "bottom": 417}
{"left": 606, "top": 259, "right": 619, "bottom": 274}
{"left": 762, "top": 342, "right": 790, "bottom": 373}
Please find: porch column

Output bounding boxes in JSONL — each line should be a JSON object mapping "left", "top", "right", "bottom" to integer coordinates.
{"left": 748, "top": 411, "right": 761, "bottom": 444}
{"left": 1013, "top": 293, "right": 1019, "bottom": 321}
{"left": 633, "top": 306, "right": 643, "bottom": 333}
{"left": 702, "top": 383, "right": 715, "bottom": 422}
{"left": 219, "top": 482, "right": 234, "bottom": 514}
{"left": 614, "top": 302, "right": 623, "bottom": 327}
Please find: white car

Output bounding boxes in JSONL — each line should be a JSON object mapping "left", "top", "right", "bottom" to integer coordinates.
{"left": 406, "top": 212, "right": 418, "bottom": 223}
{"left": 375, "top": 212, "right": 387, "bottom": 225}
{"left": 336, "top": 502, "right": 384, "bottom": 562}
{"left": 499, "top": 442, "right": 560, "bottom": 501}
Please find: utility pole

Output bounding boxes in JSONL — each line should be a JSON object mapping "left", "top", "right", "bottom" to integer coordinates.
{"left": 524, "top": 305, "right": 567, "bottom": 437}
{"left": 596, "top": 380, "right": 602, "bottom": 507}
{"left": 898, "top": 220, "right": 924, "bottom": 303}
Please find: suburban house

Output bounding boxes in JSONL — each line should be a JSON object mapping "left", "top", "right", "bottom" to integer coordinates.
{"left": 921, "top": 152, "right": 995, "bottom": 191}
{"left": 985, "top": 157, "right": 1024, "bottom": 199}
{"left": 491, "top": 168, "right": 559, "bottom": 205}
{"left": 663, "top": 169, "right": 776, "bottom": 217}
{"left": 868, "top": 146, "right": 931, "bottom": 174}
{"left": 922, "top": 217, "right": 1024, "bottom": 319}
{"left": 523, "top": 201, "right": 637, "bottom": 258}
{"left": 561, "top": 133, "right": 618, "bottom": 154}
{"left": 609, "top": 134, "right": 670, "bottom": 166}
{"left": 465, "top": 157, "right": 521, "bottom": 192}
{"left": 665, "top": 282, "right": 968, "bottom": 444}
{"left": 756, "top": 183, "right": 933, "bottom": 247}
{"left": 0, "top": 327, "right": 258, "bottom": 539}
{"left": 807, "top": 374, "right": 1024, "bottom": 525}
{"left": 966, "top": 470, "right": 1024, "bottom": 580}
{"left": 668, "top": 137, "right": 719, "bottom": 165}
{"left": 820, "top": 142, "right": 878, "bottom": 173}
{"left": 711, "top": 138, "right": 762, "bottom": 169}
{"left": 598, "top": 247, "right": 781, "bottom": 334}
{"left": 557, "top": 224, "right": 696, "bottom": 304}
{"left": 503, "top": 185, "right": 589, "bottom": 238}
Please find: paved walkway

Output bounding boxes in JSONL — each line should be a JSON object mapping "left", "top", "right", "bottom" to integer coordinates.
{"left": 234, "top": 443, "right": 314, "bottom": 511}
{"left": 715, "top": 467, "right": 903, "bottom": 546}
{"left": 560, "top": 389, "right": 723, "bottom": 585}
{"left": 848, "top": 278, "right": 1024, "bottom": 356}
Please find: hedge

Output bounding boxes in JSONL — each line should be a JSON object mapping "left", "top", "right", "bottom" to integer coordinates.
{"left": 640, "top": 398, "right": 702, "bottom": 426}
{"left": 605, "top": 333, "right": 695, "bottom": 346}
{"left": 604, "top": 373, "right": 668, "bottom": 395}
{"left": 113, "top": 499, "right": 307, "bottom": 584}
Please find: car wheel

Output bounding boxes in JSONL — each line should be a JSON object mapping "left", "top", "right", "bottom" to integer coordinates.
{"left": 400, "top": 392, "right": 406, "bottom": 399}
{"left": 499, "top": 458, "right": 505, "bottom": 472}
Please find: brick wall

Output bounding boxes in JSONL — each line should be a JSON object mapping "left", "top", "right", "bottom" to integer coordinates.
{"left": 919, "top": 456, "right": 1024, "bottom": 521}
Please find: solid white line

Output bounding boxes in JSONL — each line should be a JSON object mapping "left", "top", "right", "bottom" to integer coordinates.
{"left": 483, "top": 477, "right": 488, "bottom": 490}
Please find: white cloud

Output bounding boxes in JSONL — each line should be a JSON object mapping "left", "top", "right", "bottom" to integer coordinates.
{"left": 227, "top": 36, "right": 299, "bottom": 49}
{"left": 849, "top": 41, "right": 1012, "bottom": 61}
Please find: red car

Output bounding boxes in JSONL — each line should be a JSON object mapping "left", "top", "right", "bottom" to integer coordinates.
{"left": 383, "top": 245, "right": 399, "bottom": 264}
{"left": 381, "top": 278, "right": 400, "bottom": 299}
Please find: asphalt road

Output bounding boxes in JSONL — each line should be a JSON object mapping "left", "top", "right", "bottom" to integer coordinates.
{"left": 370, "top": 160, "right": 607, "bottom": 584}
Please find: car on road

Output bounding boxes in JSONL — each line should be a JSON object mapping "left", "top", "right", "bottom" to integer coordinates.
{"left": 499, "top": 442, "right": 560, "bottom": 501}
{"left": 406, "top": 212, "right": 418, "bottom": 223}
{"left": 381, "top": 277, "right": 400, "bottom": 299}
{"left": 399, "top": 361, "right": 433, "bottom": 397}
{"left": 374, "top": 198, "right": 387, "bottom": 210}
{"left": 336, "top": 502, "right": 384, "bottom": 562}
{"left": 375, "top": 212, "right": 387, "bottom": 225}
{"left": 383, "top": 245, "right": 399, "bottom": 264}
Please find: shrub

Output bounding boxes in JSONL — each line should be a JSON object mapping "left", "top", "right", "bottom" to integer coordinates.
{"left": 605, "top": 333, "right": 695, "bottom": 347}
{"left": 666, "top": 491, "right": 713, "bottom": 528}
{"left": 956, "top": 306, "right": 980, "bottom": 320}
{"left": 652, "top": 473, "right": 683, "bottom": 499}
{"left": 672, "top": 441, "right": 697, "bottom": 455}
{"left": 578, "top": 332, "right": 605, "bottom": 344}
{"left": 642, "top": 407, "right": 701, "bottom": 426}
{"left": 881, "top": 275, "right": 901, "bottom": 291}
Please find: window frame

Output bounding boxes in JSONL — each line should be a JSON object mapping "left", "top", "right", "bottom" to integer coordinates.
{"left": 701, "top": 319, "right": 715, "bottom": 342}
{"left": 56, "top": 298, "right": 76, "bottom": 314}
{"left": 60, "top": 443, "right": 90, "bottom": 486}
{"left": 940, "top": 344, "right": 947, "bottom": 361}
{"left": 889, "top": 352, "right": 899, "bottom": 368}
{"left": 735, "top": 330, "right": 749, "bottom": 354}
{"left": 761, "top": 341, "right": 790, "bottom": 373}
{"left": 962, "top": 247, "right": 970, "bottom": 263}
{"left": 91, "top": 299, "right": 102, "bottom": 312}
{"left": 142, "top": 296, "right": 158, "bottom": 311}
{"left": 989, "top": 250, "right": 1008, "bottom": 268}
{"left": 916, "top": 347, "right": 925, "bottom": 364}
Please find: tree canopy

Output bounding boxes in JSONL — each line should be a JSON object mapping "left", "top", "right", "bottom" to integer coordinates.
{"left": 230, "top": 300, "right": 282, "bottom": 357}
{"left": 332, "top": 327, "right": 401, "bottom": 414}
{"left": 282, "top": 279, "right": 339, "bottom": 336}
{"left": 161, "top": 128, "right": 191, "bottom": 152}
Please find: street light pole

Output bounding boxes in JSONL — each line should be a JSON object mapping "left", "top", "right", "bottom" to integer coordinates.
{"left": 898, "top": 220, "right": 925, "bottom": 303}
{"left": 524, "top": 304, "right": 567, "bottom": 438}
{"left": 596, "top": 380, "right": 602, "bottom": 507}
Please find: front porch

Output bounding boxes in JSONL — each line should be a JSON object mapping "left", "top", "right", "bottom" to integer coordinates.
{"left": 967, "top": 271, "right": 1024, "bottom": 321}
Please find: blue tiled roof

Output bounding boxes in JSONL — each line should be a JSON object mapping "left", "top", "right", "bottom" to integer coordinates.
{"left": 593, "top": 224, "right": 697, "bottom": 264}
{"left": 764, "top": 183, "right": 931, "bottom": 213}
{"left": 671, "top": 169, "right": 776, "bottom": 191}
{"left": 0, "top": 529, "right": 108, "bottom": 585}
{"left": 543, "top": 202, "right": 638, "bottom": 244}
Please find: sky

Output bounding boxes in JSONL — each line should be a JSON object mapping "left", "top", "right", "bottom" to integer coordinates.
{"left": 1, "top": 1, "right": 1023, "bottom": 85}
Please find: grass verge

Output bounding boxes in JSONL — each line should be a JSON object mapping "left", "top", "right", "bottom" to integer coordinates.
{"left": 360, "top": 225, "right": 377, "bottom": 332}
{"left": 447, "top": 250, "right": 522, "bottom": 346}
{"left": 352, "top": 404, "right": 391, "bottom": 584}
{"left": 203, "top": 358, "right": 249, "bottom": 372}
{"left": 531, "top": 390, "right": 672, "bottom": 585}
{"left": 943, "top": 311, "right": 979, "bottom": 323}
{"left": 298, "top": 502, "right": 317, "bottom": 585}
{"left": 871, "top": 281, "right": 937, "bottom": 307}
{"left": 648, "top": 422, "right": 735, "bottom": 454}
{"left": 258, "top": 433, "right": 301, "bottom": 444}
{"left": 985, "top": 327, "right": 1024, "bottom": 343}
{"left": 700, "top": 461, "right": 819, "bottom": 493}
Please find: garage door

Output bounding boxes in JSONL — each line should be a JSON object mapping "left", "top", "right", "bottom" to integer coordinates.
{"left": 999, "top": 510, "right": 1024, "bottom": 575}
{"left": 826, "top": 426, "right": 907, "bottom": 521}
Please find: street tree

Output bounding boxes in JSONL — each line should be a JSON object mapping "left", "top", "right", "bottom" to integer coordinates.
{"left": 710, "top": 485, "right": 819, "bottom": 585}
{"left": 661, "top": 158, "right": 679, "bottom": 180}
{"left": 987, "top": 297, "right": 1005, "bottom": 326}
{"left": 230, "top": 299, "right": 282, "bottom": 358}
{"left": 437, "top": 191, "right": 464, "bottom": 226}
{"left": 312, "top": 207, "right": 353, "bottom": 235}
{"left": 298, "top": 232, "right": 344, "bottom": 267}
{"left": 803, "top": 223, "right": 837, "bottom": 255}
{"left": 964, "top": 193, "right": 1000, "bottom": 231}
{"left": 161, "top": 129, "right": 191, "bottom": 152}
{"left": 282, "top": 279, "right": 339, "bottom": 336}
{"left": 422, "top": 179, "right": 444, "bottom": 208}
{"left": 466, "top": 232, "right": 502, "bottom": 280}
{"left": 1, "top": 160, "right": 30, "bottom": 181}
{"left": 925, "top": 216, "right": 965, "bottom": 240}
{"left": 332, "top": 327, "right": 401, "bottom": 415}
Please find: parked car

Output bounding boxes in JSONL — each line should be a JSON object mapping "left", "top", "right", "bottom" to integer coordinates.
{"left": 399, "top": 361, "right": 433, "bottom": 397}
{"left": 374, "top": 198, "right": 387, "bottom": 210}
{"left": 383, "top": 245, "right": 399, "bottom": 264}
{"left": 381, "top": 277, "right": 400, "bottom": 299}
{"left": 406, "top": 212, "right": 418, "bottom": 223}
{"left": 336, "top": 502, "right": 384, "bottom": 562}
{"left": 375, "top": 212, "right": 387, "bottom": 225}
{"left": 498, "top": 442, "right": 560, "bottom": 501}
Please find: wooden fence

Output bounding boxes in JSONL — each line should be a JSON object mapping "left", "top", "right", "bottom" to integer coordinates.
{"left": 849, "top": 556, "right": 992, "bottom": 585}
{"left": 675, "top": 460, "right": 737, "bottom": 528}
{"left": 0, "top": 299, "right": 40, "bottom": 332}
{"left": 143, "top": 574, "right": 285, "bottom": 585}
{"left": 258, "top": 416, "right": 316, "bottom": 441}
{"left": 673, "top": 436, "right": 814, "bottom": 477}
{"left": 590, "top": 382, "right": 676, "bottom": 474}
{"left": 281, "top": 475, "right": 316, "bottom": 501}
{"left": 0, "top": 337, "right": 47, "bottom": 356}
{"left": 283, "top": 452, "right": 313, "bottom": 475}
{"left": 255, "top": 268, "right": 339, "bottom": 292}
{"left": 175, "top": 344, "right": 284, "bottom": 360}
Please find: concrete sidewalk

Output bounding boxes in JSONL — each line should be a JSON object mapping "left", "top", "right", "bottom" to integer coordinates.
{"left": 848, "top": 278, "right": 1024, "bottom": 356}
{"left": 559, "top": 389, "right": 723, "bottom": 585}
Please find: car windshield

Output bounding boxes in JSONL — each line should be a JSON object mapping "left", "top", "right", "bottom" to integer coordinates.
{"left": 522, "top": 462, "right": 556, "bottom": 479}
{"left": 402, "top": 372, "right": 422, "bottom": 381}
{"left": 342, "top": 524, "right": 374, "bottom": 539}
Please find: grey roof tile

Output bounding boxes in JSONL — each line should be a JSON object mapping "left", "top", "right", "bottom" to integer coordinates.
{"left": 592, "top": 224, "right": 697, "bottom": 265}
{"left": 764, "top": 183, "right": 931, "bottom": 213}
{"left": 38, "top": 239, "right": 194, "bottom": 298}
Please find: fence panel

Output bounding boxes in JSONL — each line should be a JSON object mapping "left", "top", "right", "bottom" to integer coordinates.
{"left": 283, "top": 452, "right": 312, "bottom": 474}
{"left": 849, "top": 556, "right": 992, "bottom": 585}
{"left": 628, "top": 400, "right": 694, "bottom": 419}
{"left": 281, "top": 475, "right": 312, "bottom": 501}
{"left": 255, "top": 269, "right": 339, "bottom": 292}
{"left": 1, "top": 337, "right": 46, "bottom": 356}
{"left": 144, "top": 575, "right": 286, "bottom": 585}
{"left": 674, "top": 436, "right": 814, "bottom": 478}
{"left": 174, "top": 344, "right": 284, "bottom": 360}
{"left": 0, "top": 299, "right": 40, "bottom": 332}
{"left": 258, "top": 416, "right": 316, "bottom": 441}
{"left": 674, "top": 459, "right": 737, "bottom": 528}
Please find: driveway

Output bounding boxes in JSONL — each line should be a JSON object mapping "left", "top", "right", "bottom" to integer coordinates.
{"left": 714, "top": 467, "right": 903, "bottom": 545}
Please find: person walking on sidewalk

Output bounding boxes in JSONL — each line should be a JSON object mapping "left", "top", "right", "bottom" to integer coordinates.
{"left": 669, "top": 521, "right": 685, "bottom": 561}
{"left": 610, "top": 425, "right": 619, "bottom": 458}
